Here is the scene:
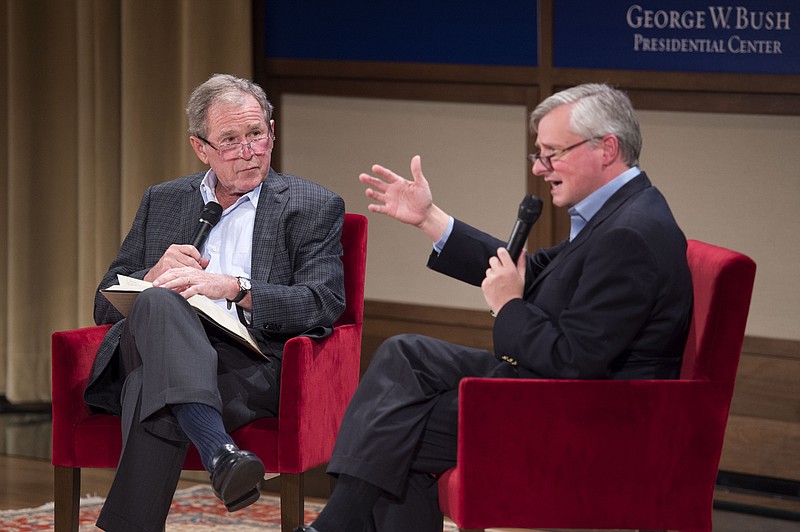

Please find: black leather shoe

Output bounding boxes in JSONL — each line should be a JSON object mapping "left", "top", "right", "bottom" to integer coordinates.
{"left": 294, "top": 527, "right": 320, "bottom": 532}
{"left": 210, "top": 443, "right": 265, "bottom": 512}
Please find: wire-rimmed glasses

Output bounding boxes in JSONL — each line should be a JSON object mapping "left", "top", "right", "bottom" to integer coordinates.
{"left": 197, "top": 134, "right": 275, "bottom": 161}
{"left": 528, "top": 138, "right": 596, "bottom": 172}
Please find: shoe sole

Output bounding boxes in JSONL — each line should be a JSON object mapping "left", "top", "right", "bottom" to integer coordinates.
{"left": 218, "top": 457, "right": 265, "bottom": 512}
{"left": 225, "top": 486, "right": 261, "bottom": 512}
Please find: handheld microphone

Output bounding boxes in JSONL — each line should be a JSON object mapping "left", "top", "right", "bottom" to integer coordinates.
{"left": 506, "top": 194, "right": 543, "bottom": 261}
{"left": 189, "top": 201, "right": 222, "bottom": 250}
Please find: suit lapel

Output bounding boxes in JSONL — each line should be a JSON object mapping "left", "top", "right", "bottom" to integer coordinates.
{"left": 571, "top": 172, "right": 651, "bottom": 246}
{"left": 251, "top": 169, "right": 289, "bottom": 280}
{"left": 524, "top": 239, "right": 570, "bottom": 297}
{"left": 524, "top": 173, "right": 652, "bottom": 296}
{"left": 181, "top": 174, "right": 205, "bottom": 244}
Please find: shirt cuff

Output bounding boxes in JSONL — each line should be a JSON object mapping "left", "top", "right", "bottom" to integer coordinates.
{"left": 433, "top": 216, "right": 455, "bottom": 254}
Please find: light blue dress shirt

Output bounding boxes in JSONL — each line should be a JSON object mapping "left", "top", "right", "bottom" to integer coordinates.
{"left": 199, "top": 169, "right": 262, "bottom": 318}
{"left": 567, "top": 167, "right": 640, "bottom": 241}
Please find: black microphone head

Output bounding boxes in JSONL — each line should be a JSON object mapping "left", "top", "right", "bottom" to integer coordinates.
{"left": 199, "top": 201, "right": 222, "bottom": 226}
{"left": 506, "top": 194, "right": 544, "bottom": 261}
{"left": 518, "top": 194, "right": 543, "bottom": 223}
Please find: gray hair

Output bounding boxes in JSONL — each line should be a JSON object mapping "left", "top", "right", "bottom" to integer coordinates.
{"left": 530, "top": 83, "right": 642, "bottom": 167}
{"left": 186, "top": 74, "right": 274, "bottom": 138}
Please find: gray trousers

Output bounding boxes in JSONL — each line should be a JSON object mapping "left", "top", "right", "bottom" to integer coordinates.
{"left": 327, "top": 333, "right": 518, "bottom": 532}
{"left": 97, "top": 288, "right": 280, "bottom": 532}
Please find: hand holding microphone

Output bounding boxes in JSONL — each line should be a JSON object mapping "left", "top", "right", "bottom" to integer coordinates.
{"left": 145, "top": 201, "right": 223, "bottom": 284}
{"left": 483, "top": 194, "right": 543, "bottom": 315}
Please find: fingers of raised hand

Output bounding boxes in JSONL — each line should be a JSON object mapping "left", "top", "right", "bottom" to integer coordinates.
{"left": 409, "top": 155, "right": 426, "bottom": 183}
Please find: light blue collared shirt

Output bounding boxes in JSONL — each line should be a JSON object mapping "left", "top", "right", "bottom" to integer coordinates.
{"left": 568, "top": 167, "right": 640, "bottom": 241}
{"left": 199, "top": 169, "right": 262, "bottom": 318}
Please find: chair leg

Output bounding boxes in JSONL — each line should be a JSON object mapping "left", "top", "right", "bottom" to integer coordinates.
{"left": 280, "top": 472, "right": 305, "bottom": 532}
{"left": 53, "top": 465, "right": 81, "bottom": 532}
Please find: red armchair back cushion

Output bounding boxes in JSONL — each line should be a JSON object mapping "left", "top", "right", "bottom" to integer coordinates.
{"left": 438, "top": 239, "right": 756, "bottom": 531}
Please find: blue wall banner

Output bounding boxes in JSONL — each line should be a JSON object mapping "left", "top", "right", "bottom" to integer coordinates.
{"left": 263, "top": 1, "right": 537, "bottom": 67}
{"left": 554, "top": 1, "right": 799, "bottom": 74}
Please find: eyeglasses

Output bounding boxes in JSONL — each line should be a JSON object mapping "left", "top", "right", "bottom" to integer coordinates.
{"left": 197, "top": 134, "right": 275, "bottom": 161}
{"left": 528, "top": 138, "right": 595, "bottom": 172}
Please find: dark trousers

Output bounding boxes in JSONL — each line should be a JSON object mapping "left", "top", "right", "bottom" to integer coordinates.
{"left": 97, "top": 288, "right": 280, "bottom": 532}
{"left": 327, "top": 333, "right": 518, "bottom": 532}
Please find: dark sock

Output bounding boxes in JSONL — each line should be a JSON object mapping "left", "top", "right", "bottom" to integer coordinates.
{"left": 312, "top": 474, "right": 383, "bottom": 531}
{"left": 170, "top": 402, "right": 235, "bottom": 471}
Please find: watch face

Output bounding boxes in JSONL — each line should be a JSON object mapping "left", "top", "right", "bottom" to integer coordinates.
{"left": 239, "top": 277, "right": 252, "bottom": 291}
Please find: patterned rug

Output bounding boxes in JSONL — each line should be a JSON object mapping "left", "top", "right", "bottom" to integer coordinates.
{"left": 0, "top": 484, "right": 461, "bottom": 531}
{"left": 0, "top": 485, "right": 321, "bottom": 531}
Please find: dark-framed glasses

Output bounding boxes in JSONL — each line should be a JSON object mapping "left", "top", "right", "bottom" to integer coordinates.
{"left": 197, "top": 134, "right": 275, "bottom": 161}
{"left": 528, "top": 138, "right": 595, "bottom": 172}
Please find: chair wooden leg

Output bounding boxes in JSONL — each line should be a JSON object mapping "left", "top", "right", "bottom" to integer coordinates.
{"left": 280, "top": 472, "right": 304, "bottom": 532}
{"left": 54, "top": 465, "right": 81, "bottom": 532}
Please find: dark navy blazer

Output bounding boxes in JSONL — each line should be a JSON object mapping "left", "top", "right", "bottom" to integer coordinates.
{"left": 429, "top": 173, "right": 692, "bottom": 380}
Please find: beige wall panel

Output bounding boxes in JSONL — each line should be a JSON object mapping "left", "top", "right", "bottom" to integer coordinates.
{"left": 638, "top": 111, "right": 800, "bottom": 341}
{"left": 280, "top": 94, "right": 528, "bottom": 311}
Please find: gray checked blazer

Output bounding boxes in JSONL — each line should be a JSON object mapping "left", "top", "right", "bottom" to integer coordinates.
{"left": 84, "top": 168, "right": 346, "bottom": 415}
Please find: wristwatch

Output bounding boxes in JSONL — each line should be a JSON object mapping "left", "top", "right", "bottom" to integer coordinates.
{"left": 227, "top": 276, "right": 251, "bottom": 309}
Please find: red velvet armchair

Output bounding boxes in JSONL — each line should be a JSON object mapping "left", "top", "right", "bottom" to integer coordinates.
{"left": 51, "top": 213, "right": 368, "bottom": 532}
{"left": 438, "top": 239, "right": 757, "bottom": 532}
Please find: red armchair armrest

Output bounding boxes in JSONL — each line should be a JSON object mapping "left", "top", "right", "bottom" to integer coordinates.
{"left": 275, "top": 322, "right": 362, "bottom": 473}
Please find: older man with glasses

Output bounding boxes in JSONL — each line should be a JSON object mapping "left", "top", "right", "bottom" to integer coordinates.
{"left": 83, "top": 73, "right": 346, "bottom": 532}
{"left": 296, "top": 83, "right": 693, "bottom": 532}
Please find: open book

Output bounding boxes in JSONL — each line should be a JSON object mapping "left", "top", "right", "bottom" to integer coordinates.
{"left": 100, "top": 274, "right": 263, "bottom": 356}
